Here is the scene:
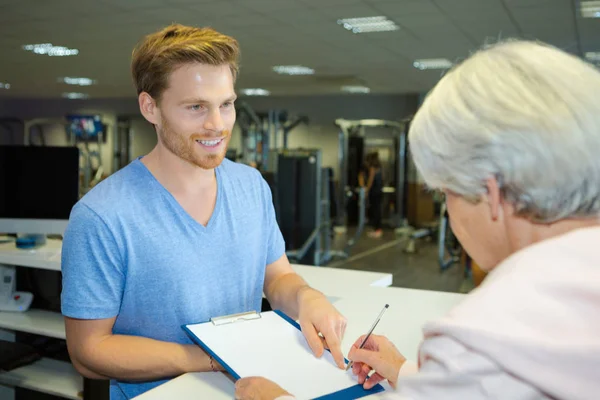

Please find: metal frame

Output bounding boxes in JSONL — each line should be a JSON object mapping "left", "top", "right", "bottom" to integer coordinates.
{"left": 237, "top": 102, "right": 265, "bottom": 167}
{"left": 67, "top": 120, "right": 105, "bottom": 195}
{"left": 334, "top": 118, "right": 409, "bottom": 231}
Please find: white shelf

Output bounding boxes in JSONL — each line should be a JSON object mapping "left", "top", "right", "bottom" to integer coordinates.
{"left": 0, "top": 309, "right": 65, "bottom": 339}
{"left": 0, "top": 358, "right": 83, "bottom": 400}
{"left": 0, "top": 239, "right": 62, "bottom": 271}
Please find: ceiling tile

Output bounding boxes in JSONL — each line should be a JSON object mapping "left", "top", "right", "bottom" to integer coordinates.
{"left": 369, "top": 0, "right": 440, "bottom": 16}
{"left": 319, "top": 4, "right": 381, "bottom": 19}
{"left": 232, "top": 0, "right": 304, "bottom": 12}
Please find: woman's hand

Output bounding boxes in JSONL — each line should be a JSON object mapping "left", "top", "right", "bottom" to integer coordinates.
{"left": 348, "top": 334, "right": 406, "bottom": 389}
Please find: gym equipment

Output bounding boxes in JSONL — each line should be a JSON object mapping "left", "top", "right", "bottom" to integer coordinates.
{"left": 66, "top": 114, "right": 106, "bottom": 194}
{"left": 275, "top": 149, "right": 366, "bottom": 266}
{"left": 277, "top": 149, "right": 322, "bottom": 265}
{"left": 262, "top": 109, "right": 309, "bottom": 150}
{"left": 335, "top": 118, "right": 411, "bottom": 235}
{"left": 237, "top": 102, "right": 268, "bottom": 169}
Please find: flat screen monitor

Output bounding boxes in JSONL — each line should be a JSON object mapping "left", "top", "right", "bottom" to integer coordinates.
{"left": 0, "top": 145, "right": 80, "bottom": 235}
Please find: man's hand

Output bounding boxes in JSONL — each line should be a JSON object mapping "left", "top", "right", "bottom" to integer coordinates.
{"left": 297, "top": 288, "right": 347, "bottom": 369}
{"left": 348, "top": 334, "right": 406, "bottom": 389}
{"left": 235, "top": 377, "right": 291, "bottom": 400}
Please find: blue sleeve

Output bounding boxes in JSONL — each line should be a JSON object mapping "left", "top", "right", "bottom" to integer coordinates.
{"left": 61, "top": 202, "right": 125, "bottom": 319}
{"left": 260, "top": 176, "right": 286, "bottom": 265}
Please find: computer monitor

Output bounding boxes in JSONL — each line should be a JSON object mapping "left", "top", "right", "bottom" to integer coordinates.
{"left": 0, "top": 145, "right": 80, "bottom": 235}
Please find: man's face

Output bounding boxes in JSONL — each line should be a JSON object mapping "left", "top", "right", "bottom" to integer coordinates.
{"left": 154, "top": 63, "right": 236, "bottom": 169}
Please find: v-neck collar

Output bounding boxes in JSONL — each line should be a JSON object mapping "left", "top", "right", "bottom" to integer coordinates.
{"left": 134, "top": 157, "right": 223, "bottom": 233}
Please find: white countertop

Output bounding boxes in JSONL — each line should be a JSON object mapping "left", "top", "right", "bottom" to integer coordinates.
{"left": 134, "top": 286, "right": 465, "bottom": 400}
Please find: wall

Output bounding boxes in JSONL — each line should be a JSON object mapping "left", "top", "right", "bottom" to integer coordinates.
{"left": 0, "top": 93, "right": 420, "bottom": 179}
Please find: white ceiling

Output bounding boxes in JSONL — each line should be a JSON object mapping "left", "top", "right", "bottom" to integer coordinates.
{"left": 0, "top": 0, "right": 597, "bottom": 98}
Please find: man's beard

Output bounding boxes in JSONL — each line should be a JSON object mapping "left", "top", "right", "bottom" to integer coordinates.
{"left": 157, "top": 116, "right": 229, "bottom": 170}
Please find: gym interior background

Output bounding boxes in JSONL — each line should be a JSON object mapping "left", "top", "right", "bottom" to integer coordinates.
{"left": 0, "top": 0, "right": 598, "bottom": 399}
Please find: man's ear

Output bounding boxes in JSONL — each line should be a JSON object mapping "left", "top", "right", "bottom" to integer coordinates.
{"left": 486, "top": 176, "right": 502, "bottom": 221}
{"left": 139, "top": 92, "right": 159, "bottom": 125}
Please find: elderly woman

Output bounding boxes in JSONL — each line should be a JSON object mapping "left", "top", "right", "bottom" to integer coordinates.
{"left": 234, "top": 40, "right": 600, "bottom": 400}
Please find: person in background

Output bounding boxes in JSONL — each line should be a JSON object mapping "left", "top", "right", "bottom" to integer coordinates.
{"left": 60, "top": 24, "right": 347, "bottom": 400}
{"left": 234, "top": 40, "right": 600, "bottom": 400}
{"left": 364, "top": 152, "right": 384, "bottom": 238}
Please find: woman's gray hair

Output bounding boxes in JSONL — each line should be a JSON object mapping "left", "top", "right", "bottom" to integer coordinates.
{"left": 408, "top": 40, "right": 600, "bottom": 223}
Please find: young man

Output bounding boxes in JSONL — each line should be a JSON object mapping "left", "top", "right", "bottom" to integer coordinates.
{"left": 60, "top": 24, "right": 347, "bottom": 400}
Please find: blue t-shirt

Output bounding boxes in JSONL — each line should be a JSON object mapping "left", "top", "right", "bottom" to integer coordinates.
{"left": 61, "top": 158, "right": 285, "bottom": 399}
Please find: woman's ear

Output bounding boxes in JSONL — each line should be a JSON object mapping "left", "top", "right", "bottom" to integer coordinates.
{"left": 486, "top": 176, "right": 502, "bottom": 221}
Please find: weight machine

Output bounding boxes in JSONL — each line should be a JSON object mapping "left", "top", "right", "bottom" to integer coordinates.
{"left": 277, "top": 148, "right": 366, "bottom": 266}
{"left": 335, "top": 118, "right": 412, "bottom": 235}
{"left": 237, "top": 101, "right": 267, "bottom": 168}
{"left": 235, "top": 104, "right": 309, "bottom": 172}
{"left": 65, "top": 115, "right": 106, "bottom": 195}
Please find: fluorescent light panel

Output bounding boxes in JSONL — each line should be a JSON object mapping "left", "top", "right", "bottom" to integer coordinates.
{"left": 59, "top": 77, "right": 96, "bottom": 86}
{"left": 240, "top": 88, "right": 270, "bottom": 96}
{"left": 341, "top": 85, "right": 370, "bottom": 94}
{"left": 62, "top": 92, "right": 89, "bottom": 99}
{"left": 337, "top": 16, "right": 399, "bottom": 33}
{"left": 272, "top": 65, "right": 315, "bottom": 75}
{"left": 585, "top": 52, "right": 600, "bottom": 62}
{"left": 23, "top": 43, "right": 79, "bottom": 56}
{"left": 581, "top": 1, "right": 600, "bottom": 17}
{"left": 413, "top": 58, "right": 453, "bottom": 70}
{"left": 0, "top": 82, "right": 10, "bottom": 89}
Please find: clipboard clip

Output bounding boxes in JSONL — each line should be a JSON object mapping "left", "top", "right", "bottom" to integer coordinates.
{"left": 210, "top": 311, "right": 262, "bottom": 326}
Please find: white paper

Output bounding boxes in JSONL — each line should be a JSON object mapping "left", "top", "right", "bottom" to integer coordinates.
{"left": 186, "top": 311, "right": 364, "bottom": 400}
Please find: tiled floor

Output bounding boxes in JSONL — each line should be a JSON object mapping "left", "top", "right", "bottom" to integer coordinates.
{"left": 328, "top": 228, "right": 474, "bottom": 294}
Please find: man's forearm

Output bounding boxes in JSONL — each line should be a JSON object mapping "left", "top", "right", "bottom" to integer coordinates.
{"left": 265, "top": 273, "right": 322, "bottom": 320}
{"left": 74, "top": 334, "right": 213, "bottom": 381}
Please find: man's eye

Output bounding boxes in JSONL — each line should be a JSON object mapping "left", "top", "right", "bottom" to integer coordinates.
{"left": 190, "top": 105, "right": 202, "bottom": 111}
{"left": 222, "top": 102, "right": 233, "bottom": 108}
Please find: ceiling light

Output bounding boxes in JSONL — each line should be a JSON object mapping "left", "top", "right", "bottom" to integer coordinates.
{"left": 62, "top": 92, "right": 89, "bottom": 99}
{"left": 341, "top": 85, "right": 370, "bottom": 94}
{"left": 581, "top": 1, "right": 600, "bottom": 17}
{"left": 585, "top": 52, "right": 600, "bottom": 62}
{"left": 23, "top": 43, "right": 79, "bottom": 57}
{"left": 337, "top": 16, "right": 399, "bottom": 34}
{"left": 59, "top": 77, "right": 96, "bottom": 86}
{"left": 240, "top": 88, "right": 270, "bottom": 96}
{"left": 413, "top": 59, "right": 453, "bottom": 70}
{"left": 0, "top": 82, "right": 10, "bottom": 89}
{"left": 273, "top": 65, "right": 315, "bottom": 75}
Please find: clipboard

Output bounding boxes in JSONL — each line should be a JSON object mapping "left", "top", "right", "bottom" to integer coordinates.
{"left": 182, "top": 310, "right": 385, "bottom": 400}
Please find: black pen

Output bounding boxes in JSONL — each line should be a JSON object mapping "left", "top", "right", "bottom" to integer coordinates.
{"left": 346, "top": 304, "right": 389, "bottom": 371}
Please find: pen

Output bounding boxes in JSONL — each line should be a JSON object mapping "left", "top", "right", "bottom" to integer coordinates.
{"left": 346, "top": 304, "right": 389, "bottom": 371}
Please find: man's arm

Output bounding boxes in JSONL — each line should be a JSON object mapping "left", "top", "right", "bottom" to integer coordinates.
{"left": 258, "top": 173, "right": 347, "bottom": 368}
{"left": 263, "top": 254, "right": 312, "bottom": 320}
{"left": 263, "top": 255, "right": 347, "bottom": 369}
{"left": 65, "top": 316, "right": 218, "bottom": 380}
